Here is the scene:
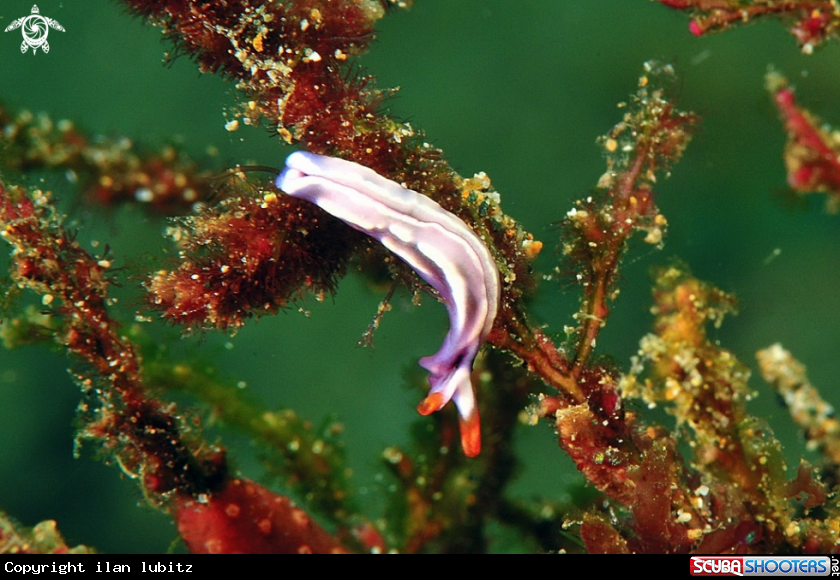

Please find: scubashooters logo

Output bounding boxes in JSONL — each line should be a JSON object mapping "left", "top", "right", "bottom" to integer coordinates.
{"left": 691, "top": 556, "right": 838, "bottom": 577}
{"left": 4, "top": 5, "right": 65, "bottom": 54}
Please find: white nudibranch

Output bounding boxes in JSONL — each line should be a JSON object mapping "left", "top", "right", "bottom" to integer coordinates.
{"left": 276, "top": 151, "right": 500, "bottom": 457}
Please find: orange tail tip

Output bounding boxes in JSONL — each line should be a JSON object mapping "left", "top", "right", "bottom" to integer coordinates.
{"left": 459, "top": 409, "right": 481, "bottom": 457}
{"left": 417, "top": 392, "right": 445, "bottom": 416}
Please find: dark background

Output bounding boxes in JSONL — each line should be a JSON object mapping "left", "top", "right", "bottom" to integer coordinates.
{"left": 1, "top": 0, "right": 839, "bottom": 553}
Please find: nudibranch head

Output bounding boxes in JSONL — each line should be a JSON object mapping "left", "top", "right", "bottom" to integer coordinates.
{"left": 277, "top": 152, "right": 500, "bottom": 457}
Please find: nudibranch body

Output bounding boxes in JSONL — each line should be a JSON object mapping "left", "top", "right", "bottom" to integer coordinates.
{"left": 276, "top": 152, "right": 500, "bottom": 457}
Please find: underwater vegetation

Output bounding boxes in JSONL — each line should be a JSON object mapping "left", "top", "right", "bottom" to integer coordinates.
{"left": 2, "top": 0, "right": 840, "bottom": 553}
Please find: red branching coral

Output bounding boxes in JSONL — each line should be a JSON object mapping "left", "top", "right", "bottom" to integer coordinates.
{"left": 148, "top": 190, "right": 355, "bottom": 329}
{"left": 622, "top": 265, "right": 840, "bottom": 553}
{"left": 0, "top": 181, "right": 226, "bottom": 498}
{"left": 656, "top": 0, "right": 840, "bottom": 52}
{"left": 758, "top": 344, "right": 840, "bottom": 487}
{"left": 0, "top": 514, "right": 94, "bottom": 554}
{"left": 766, "top": 71, "right": 840, "bottom": 211}
{"left": 558, "top": 62, "right": 696, "bottom": 373}
{"left": 0, "top": 103, "right": 216, "bottom": 215}
{"left": 0, "top": 176, "right": 351, "bottom": 552}
{"left": 174, "top": 478, "right": 349, "bottom": 554}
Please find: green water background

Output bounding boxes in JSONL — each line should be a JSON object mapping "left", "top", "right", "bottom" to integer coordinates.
{"left": 1, "top": 0, "right": 839, "bottom": 553}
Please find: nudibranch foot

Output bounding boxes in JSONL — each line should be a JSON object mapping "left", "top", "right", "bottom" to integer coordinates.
{"left": 416, "top": 363, "right": 482, "bottom": 457}
{"left": 276, "top": 151, "right": 499, "bottom": 457}
{"left": 458, "top": 408, "right": 482, "bottom": 458}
